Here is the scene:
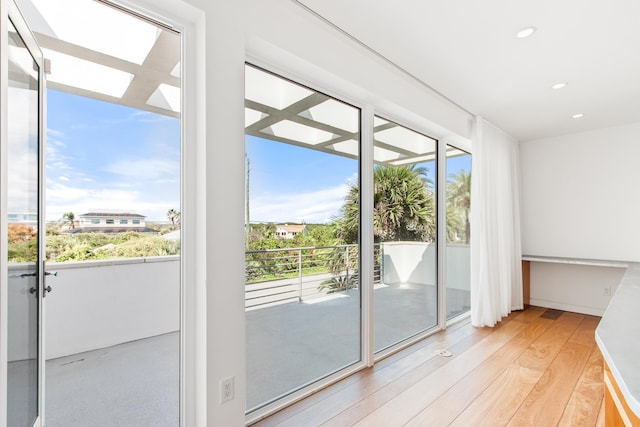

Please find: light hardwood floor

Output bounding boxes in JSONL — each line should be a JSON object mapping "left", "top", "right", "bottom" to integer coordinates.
{"left": 251, "top": 306, "right": 605, "bottom": 427}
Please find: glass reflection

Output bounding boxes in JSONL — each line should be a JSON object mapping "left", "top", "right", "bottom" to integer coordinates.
{"left": 7, "top": 18, "right": 40, "bottom": 427}
{"left": 446, "top": 147, "right": 471, "bottom": 319}
{"left": 373, "top": 117, "right": 438, "bottom": 353}
{"left": 244, "top": 65, "right": 361, "bottom": 412}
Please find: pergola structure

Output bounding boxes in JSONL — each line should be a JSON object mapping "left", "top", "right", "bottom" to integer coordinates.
{"left": 18, "top": 0, "right": 465, "bottom": 164}
{"left": 17, "top": 0, "right": 180, "bottom": 118}
{"left": 245, "top": 64, "right": 464, "bottom": 166}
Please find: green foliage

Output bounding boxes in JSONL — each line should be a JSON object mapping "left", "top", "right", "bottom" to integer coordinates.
{"left": 244, "top": 223, "right": 341, "bottom": 283}
{"left": 7, "top": 238, "right": 38, "bottom": 263}
{"left": 446, "top": 169, "right": 471, "bottom": 244}
{"left": 336, "top": 165, "right": 436, "bottom": 243}
{"left": 62, "top": 211, "right": 76, "bottom": 229}
{"left": 146, "top": 222, "right": 180, "bottom": 235}
{"left": 318, "top": 275, "right": 357, "bottom": 294}
{"left": 99, "top": 237, "right": 180, "bottom": 258}
{"left": 317, "top": 244, "right": 359, "bottom": 293}
{"left": 166, "top": 209, "right": 180, "bottom": 225}
{"left": 54, "top": 244, "right": 98, "bottom": 262}
{"left": 5, "top": 230, "right": 181, "bottom": 263}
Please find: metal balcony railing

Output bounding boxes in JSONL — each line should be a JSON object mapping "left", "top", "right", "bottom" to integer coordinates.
{"left": 245, "top": 244, "right": 382, "bottom": 309}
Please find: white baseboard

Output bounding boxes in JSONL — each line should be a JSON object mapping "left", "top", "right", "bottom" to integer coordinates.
{"left": 529, "top": 298, "right": 605, "bottom": 317}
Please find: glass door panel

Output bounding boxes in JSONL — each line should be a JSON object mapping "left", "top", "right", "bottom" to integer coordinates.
{"left": 6, "top": 16, "right": 42, "bottom": 427}
{"left": 445, "top": 147, "right": 471, "bottom": 320}
{"left": 244, "top": 64, "right": 361, "bottom": 412}
{"left": 372, "top": 117, "right": 438, "bottom": 353}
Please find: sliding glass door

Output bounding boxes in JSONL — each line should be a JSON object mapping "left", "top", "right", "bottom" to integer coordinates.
{"left": 244, "top": 64, "right": 361, "bottom": 411}
{"left": 372, "top": 117, "right": 438, "bottom": 353}
{"left": 243, "top": 64, "right": 472, "bottom": 416}
{"left": 445, "top": 146, "right": 471, "bottom": 320}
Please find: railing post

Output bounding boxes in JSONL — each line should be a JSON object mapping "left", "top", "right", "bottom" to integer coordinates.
{"left": 345, "top": 245, "right": 349, "bottom": 285}
{"left": 298, "top": 248, "right": 303, "bottom": 302}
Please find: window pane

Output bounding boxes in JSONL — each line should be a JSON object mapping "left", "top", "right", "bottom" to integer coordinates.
{"left": 6, "top": 18, "right": 40, "bottom": 427}
{"left": 245, "top": 65, "right": 361, "bottom": 412}
{"left": 446, "top": 147, "right": 471, "bottom": 319}
{"left": 373, "top": 117, "right": 438, "bottom": 353}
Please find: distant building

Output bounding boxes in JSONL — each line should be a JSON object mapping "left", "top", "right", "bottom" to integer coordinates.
{"left": 68, "top": 211, "right": 158, "bottom": 234}
{"left": 274, "top": 224, "right": 306, "bottom": 239}
{"left": 8, "top": 212, "right": 38, "bottom": 228}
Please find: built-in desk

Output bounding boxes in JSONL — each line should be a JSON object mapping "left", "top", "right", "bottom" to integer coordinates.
{"left": 522, "top": 256, "right": 639, "bottom": 425}
{"left": 595, "top": 263, "right": 640, "bottom": 426}
{"left": 522, "top": 255, "right": 629, "bottom": 269}
{"left": 521, "top": 255, "right": 628, "bottom": 315}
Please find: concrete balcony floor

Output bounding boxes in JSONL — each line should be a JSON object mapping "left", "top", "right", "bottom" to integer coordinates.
{"left": 44, "top": 285, "right": 469, "bottom": 425}
{"left": 45, "top": 332, "right": 179, "bottom": 427}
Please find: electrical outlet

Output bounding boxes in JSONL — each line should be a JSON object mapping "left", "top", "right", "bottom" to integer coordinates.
{"left": 220, "top": 376, "right": 234, "bottom": 403}
{"left": 603, "top": 286, "right": 611, "bottom": 296}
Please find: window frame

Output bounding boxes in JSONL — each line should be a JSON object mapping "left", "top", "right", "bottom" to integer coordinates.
{"left": 244, "top": 62, "right": 366, "bottom": 418}
{"left": 244, "top": 52, "right": 474, "bottom": 421}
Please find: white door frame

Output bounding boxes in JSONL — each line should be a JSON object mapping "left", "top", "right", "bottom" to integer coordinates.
{"left": 1, "top": 0, "right": 207, "bottom": 425}
{"left": 112, "top": 1, "right": 207, "bottom": 424}
{"left": 2, "top": 1, "right": 46, "bottom": 425}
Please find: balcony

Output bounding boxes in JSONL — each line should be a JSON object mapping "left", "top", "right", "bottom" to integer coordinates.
{"left": 8, "top": 243, "right": 469, "bottom": 425}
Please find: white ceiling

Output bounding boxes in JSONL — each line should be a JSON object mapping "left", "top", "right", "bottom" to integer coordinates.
{"left": 297, "top": 0, "right": 640, "bottom": 142}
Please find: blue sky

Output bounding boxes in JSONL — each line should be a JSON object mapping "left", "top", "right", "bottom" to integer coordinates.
{"left": 46, "top": 89, "right": 470, "bottom": 224}
{"left": 246, "top": 135, "right": 470, "bottom": 224}
{"left": 46, "top": 89, "right": 180, "bottom": 221}
{"left": 246, "top": 135, "right": 358, "bottom": 224}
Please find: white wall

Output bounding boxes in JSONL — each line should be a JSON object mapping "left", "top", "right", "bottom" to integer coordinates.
{"left": 382, "top": 242, "right": 469, "bottom": 292}
{"left": 446, "top": 244, "right": 471, "bottom": 292}
{"left": 529, "top": 262, "right": 626, "bottom": 316}
{"left": 521, "top": 122, "right": 640, "bottom": 262}
{"left": 178, "top": 0, "right": 247, "bottom": 424}
{"left": 245, "top": 0, "right": 473, "bottom": 147}
{"left": 43, "top": 257, "right": 180, "bottom": 359}
{"left": 118, "top": 0, "right": 474, "bottom": 424}
{"left": 382, "top": 242, "right": 436, "bottom": 286}
{"left": 521, "top": 123, "right": 640, "bottom": 314}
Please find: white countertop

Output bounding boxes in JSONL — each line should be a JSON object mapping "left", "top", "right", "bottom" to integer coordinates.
{"left": 522, "top": 254, "right": 629, "bottom": 268}
{"left": 595, "top": 263, "right": 640, "bottom": 416}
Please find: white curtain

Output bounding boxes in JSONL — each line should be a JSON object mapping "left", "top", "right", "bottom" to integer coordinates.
{"left": 470, "top": 117, "right": 523, "bottom": 327}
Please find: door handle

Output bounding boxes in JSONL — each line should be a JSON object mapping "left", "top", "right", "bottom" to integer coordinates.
{"left": 44, "top": 270, "right": 56, "bottom": 296}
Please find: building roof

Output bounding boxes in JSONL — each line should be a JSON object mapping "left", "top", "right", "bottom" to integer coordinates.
{"left": 276, "top": 224, "right": 306, "bottom": 232}
{"left": 80, "top": 212, "right": 146, "bottom": 218}
{"left": 67, "top": 227, "right": 158, "bottom": 234}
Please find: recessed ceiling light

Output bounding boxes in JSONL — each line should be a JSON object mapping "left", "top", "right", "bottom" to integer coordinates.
{"left": 516, "top": 26, "right": 537, "bottom": 39}
{"left": 572, "top": 113, "right": 584, "bottom": 119}
{"left": 552, "top": 82, "right": 568, "bottom": 90}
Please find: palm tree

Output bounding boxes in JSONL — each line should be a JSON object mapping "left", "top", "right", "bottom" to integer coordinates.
{"left": 167, "top": 208, "right": 180, "bottom": 226}
{"left": 337, "top": 164, "right": 435, "bottom": 243}
{"left": 447, "top": 170, "right": 471, "bottom": 244}
{"left": 62, "top": 212, "right": 76, "bottom": 230}
{"left": 445, "top": 204, "right": 464, "bottom": 243}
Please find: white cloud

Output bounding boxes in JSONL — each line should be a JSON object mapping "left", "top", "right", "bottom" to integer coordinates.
{"left": 251, "top": 183, "right": 349, "bottom": 224}
{"left": 103, "top": 157, "right": 179, "bottom": 182}
{"left": 46, "top": 178, "right": 178, "bottom": 221}
{"left": 47, "top": 128, "right": 65, "bottom": 140}
{"left": 128, "top": 110, "right": 172, "bottom": 123}
{"left": 46, "top": 136, "right": 73, "bottom": 171}
{"left": 46, "top": 181, "right": 91, "bottom": 204}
